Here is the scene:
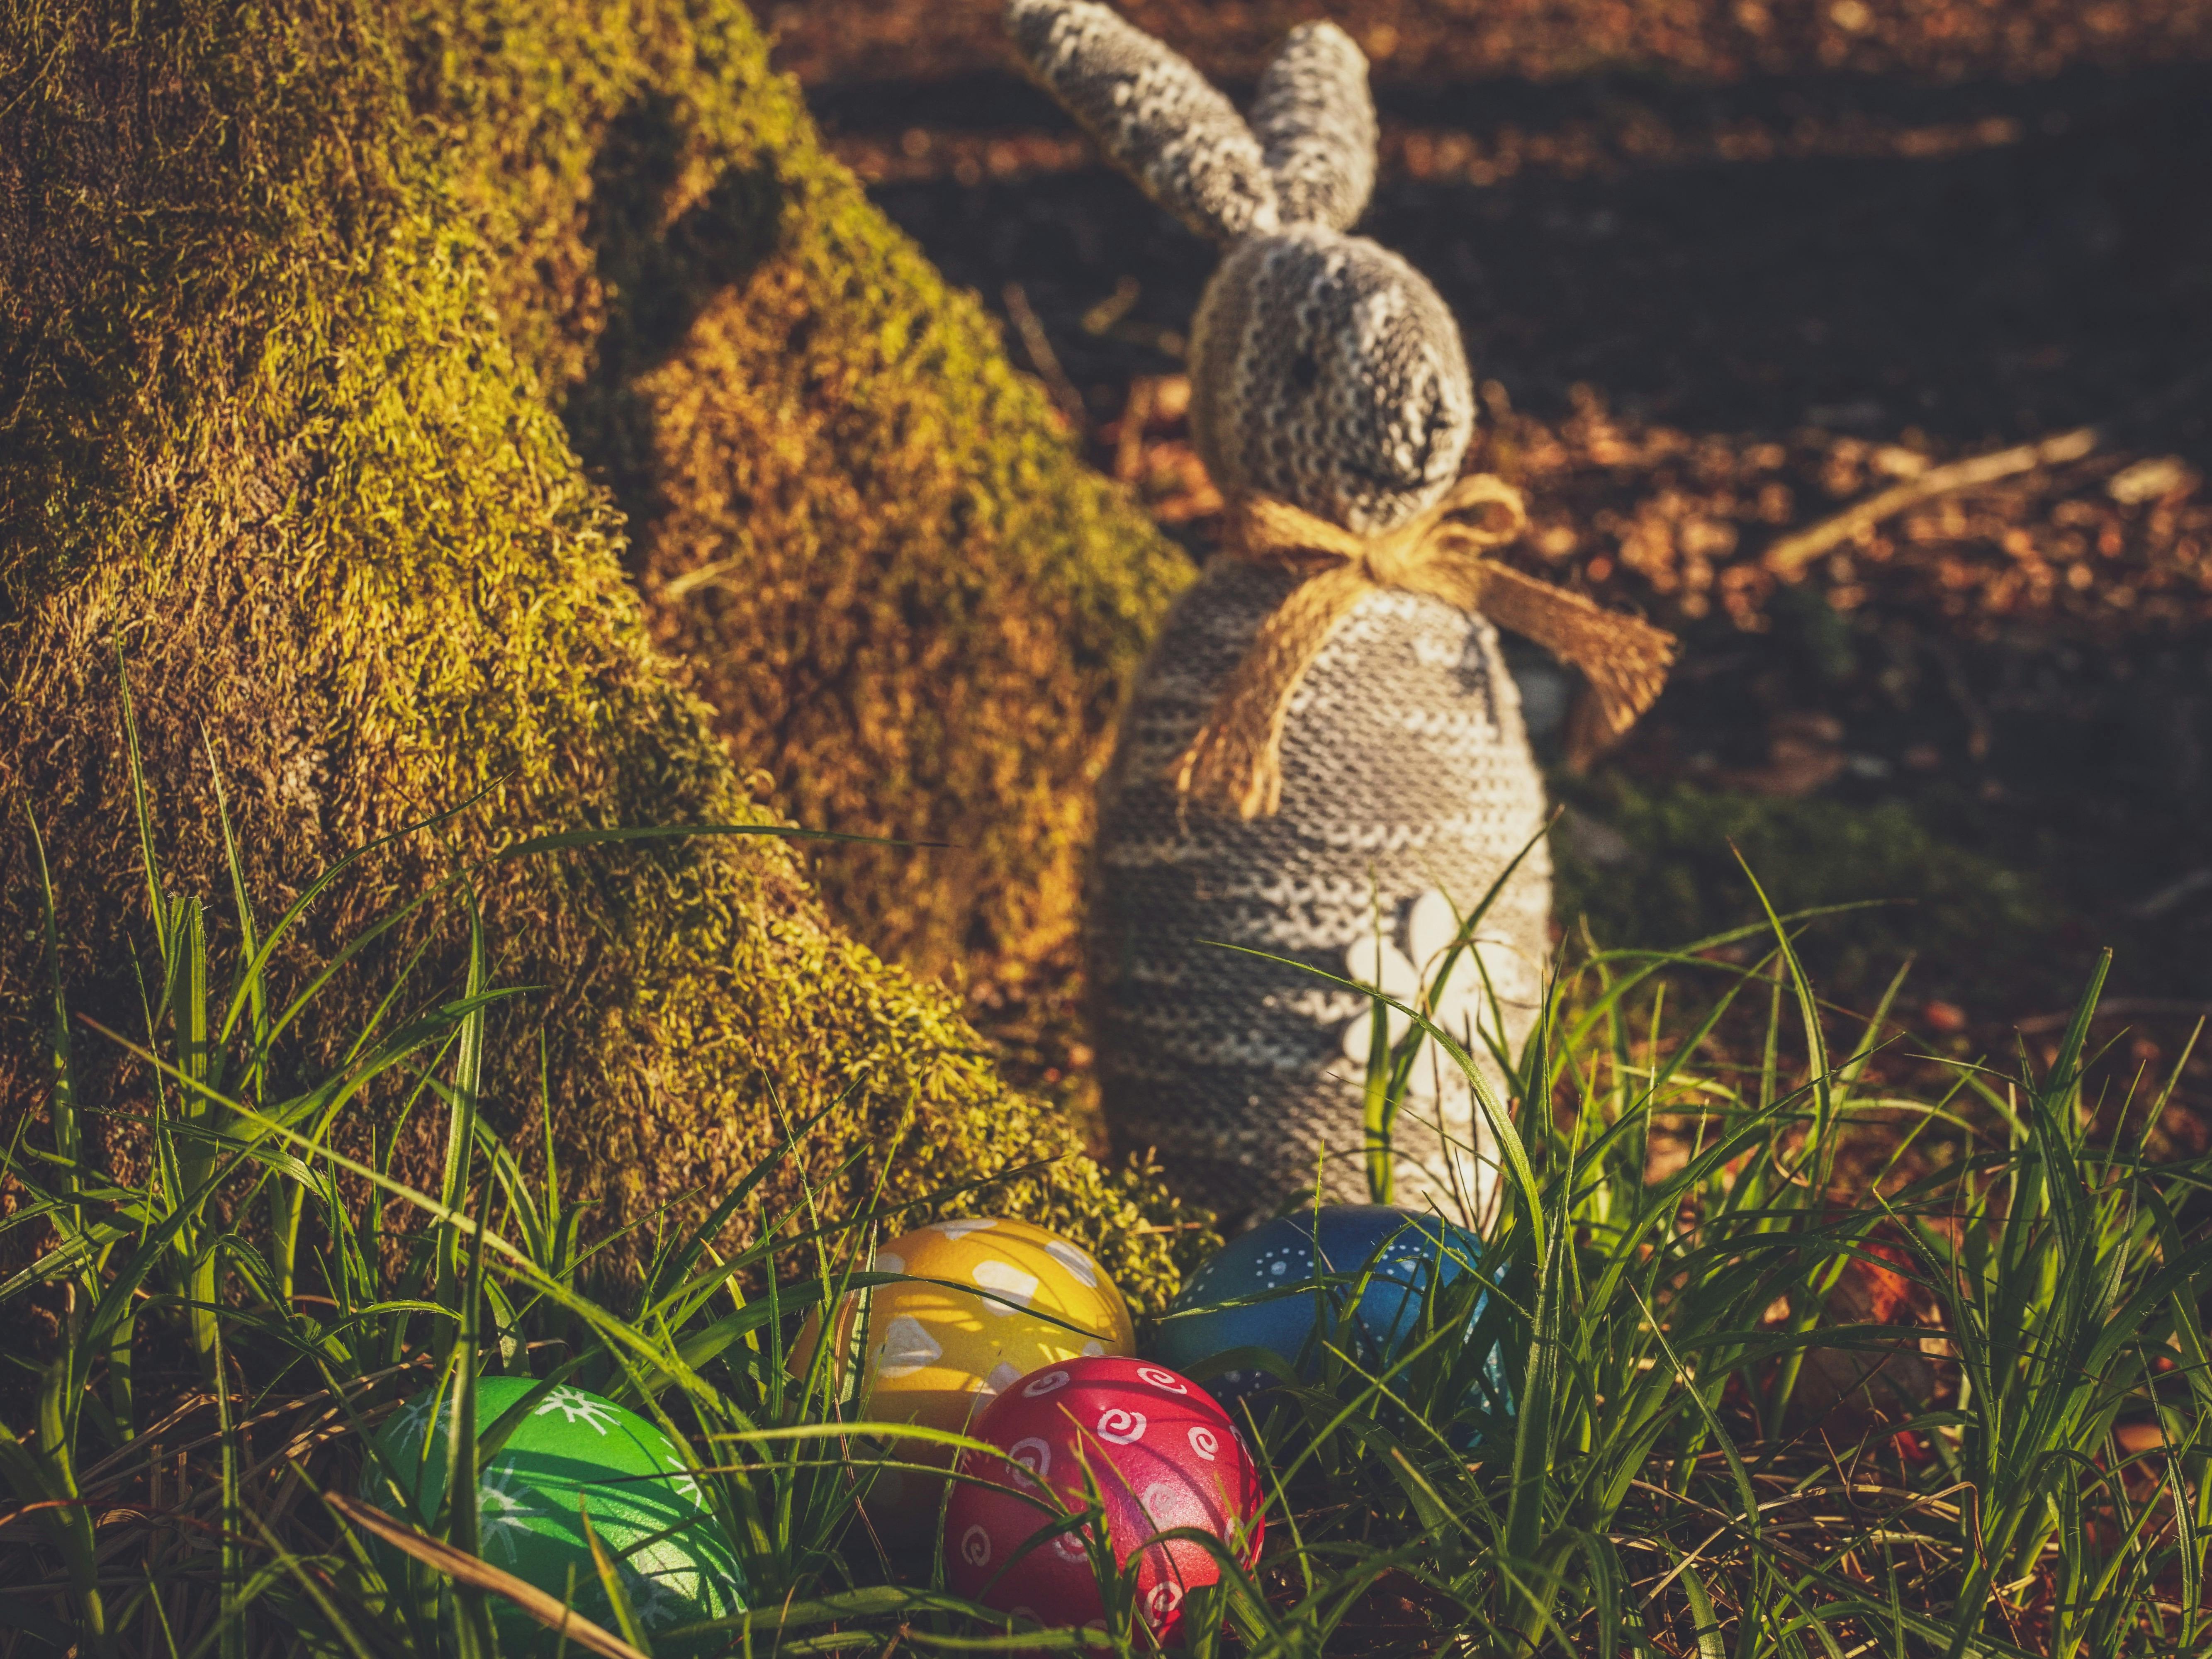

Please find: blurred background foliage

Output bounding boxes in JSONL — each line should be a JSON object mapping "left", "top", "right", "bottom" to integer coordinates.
{"left": 772, "top": 0, "right": 2212, "bottom": 1126}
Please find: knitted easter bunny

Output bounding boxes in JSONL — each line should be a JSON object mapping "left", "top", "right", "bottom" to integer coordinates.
{"left": 1008, "top": 2, "right": 1672, "bottom": 1227}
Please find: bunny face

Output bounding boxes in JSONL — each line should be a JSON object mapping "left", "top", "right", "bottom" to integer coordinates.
{"left": 1190, "top": 229, "right": 1475, "bottom": 535}
{"left": 1007, "top": 2, "right": 1477, "bottom": 534}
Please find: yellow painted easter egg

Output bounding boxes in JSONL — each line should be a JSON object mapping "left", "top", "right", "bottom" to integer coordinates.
{"left": 807, "top": 1217, "right": 1134, "bottom": 1531}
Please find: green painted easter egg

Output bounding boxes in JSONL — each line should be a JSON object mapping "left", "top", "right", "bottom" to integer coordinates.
{"left": 362, "top": 1376, "right": 745, "bottom": 1654}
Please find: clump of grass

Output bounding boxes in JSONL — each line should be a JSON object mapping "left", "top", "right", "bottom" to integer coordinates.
{"left": 5, "top": 725, "right": 2208, "bottom": 1657}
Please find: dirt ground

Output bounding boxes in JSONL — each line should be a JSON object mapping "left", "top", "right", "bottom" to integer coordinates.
{"left": 760, "top": 0, "right": 2212, "bottom": 1131}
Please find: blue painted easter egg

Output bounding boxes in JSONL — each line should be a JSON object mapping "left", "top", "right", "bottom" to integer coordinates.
{"left": 1151, "top": 1205, "right": 1505, "bottom": 1411}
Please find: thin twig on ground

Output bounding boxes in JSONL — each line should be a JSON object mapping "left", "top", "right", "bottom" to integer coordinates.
{"left": 1767, "top": 367, "right": 2212, "bottom": 577}
{"left": 1766, "top": 426, "right": 2100, "bottom": 577}
{"left": 1002, "top": 282, "right": 1087, "bottom": 433}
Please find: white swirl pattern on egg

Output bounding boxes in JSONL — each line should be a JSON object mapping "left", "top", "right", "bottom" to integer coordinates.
{"left": 1094, "top": 1407, "right": 1147, "bottom": 1444}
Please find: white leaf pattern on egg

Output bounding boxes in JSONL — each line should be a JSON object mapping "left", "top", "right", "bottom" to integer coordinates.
{"left": 875, "top": 1315, "right": 942, "bottom": 1377}
{"left": 871, "top": 1250, "right": 904, "bottom": 1275}
{"left": 980, "top": 1361, "right": 1023, "bottom": 1396}
{"left": 532, "top": 1386, "right": 619, "bottom": 1435}
{"left": 475, "top": 1468, "right": 540, "bottom": 1562}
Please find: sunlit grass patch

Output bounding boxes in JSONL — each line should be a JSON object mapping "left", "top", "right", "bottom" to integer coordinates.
{"left": 5, "top": 727, "right": 2208, "bottom": 1657}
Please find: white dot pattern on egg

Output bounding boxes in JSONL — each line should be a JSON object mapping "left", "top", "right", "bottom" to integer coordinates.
{"left": 932, "top": 1219, "right": 999, "bottom": 1241}
{"left": 876, "top": 1316, "right": 944, "bottom": 1378}
{"left": 970, "top": 1259, "right": 1042, "bottom": 1311}
{"left": 1044, "top": 1239, "right": 1100, "bottom": 1287}
{"left": 826, "top": 1215, "right": 1139, "bottom": 1542}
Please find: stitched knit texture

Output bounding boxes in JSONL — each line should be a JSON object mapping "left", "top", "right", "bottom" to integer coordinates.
{"left": 1006, "top": 0, "right": 1277, "bottom": 243}
{"left": 1251, "top": 22, "right": 1376, "bottom": 233}
{"left": 1189, "top": 229, "right": 1476, "bottom": 537}
{"left": 1090, "top": 559, "right": 1553, "bottom": 1227}
{"left": 1010, "top": 1, "right": 1557, "bottom": 1226}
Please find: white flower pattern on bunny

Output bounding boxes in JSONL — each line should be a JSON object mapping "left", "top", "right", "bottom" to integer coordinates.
{"left": 1338, "top": 888, "right": 1543, "bottom": 1211}
{"left": 1339, "top": 888, "right": 1542, "bottom": 1097}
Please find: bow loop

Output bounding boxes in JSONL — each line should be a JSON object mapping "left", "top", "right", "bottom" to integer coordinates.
{"left": 1171, "top": 476, "right": 1677, "bottom": 819}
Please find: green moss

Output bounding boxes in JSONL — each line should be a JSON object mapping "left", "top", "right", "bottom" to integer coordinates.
{"left": 0, "top": 0, "right": 1195, "bottom": 1304}
{"left": 1553, "top": 774, "right": 2053, "bottom": 1001}
{"left": 395, "top": 0, "right": 1194, "bottom": 997}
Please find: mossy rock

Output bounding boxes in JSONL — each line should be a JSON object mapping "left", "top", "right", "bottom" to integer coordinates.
{"left": 0, "top": 0, "right": 1193, "bottom": 1302}
{"left": 395, "top": 0, "right": 1194, "bottom": 999}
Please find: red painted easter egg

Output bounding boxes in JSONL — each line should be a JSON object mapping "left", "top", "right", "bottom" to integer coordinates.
{"left": 942, "top": 1356, "right": 1264, "bottom": 1642}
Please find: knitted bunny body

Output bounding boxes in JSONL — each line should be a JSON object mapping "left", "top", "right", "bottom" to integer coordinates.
{"left": 1008, "top": 1, "right": 1554, "bottom": 1226}
{"left": 1093, "top": 571, "right": 1551, "bottom": 1222}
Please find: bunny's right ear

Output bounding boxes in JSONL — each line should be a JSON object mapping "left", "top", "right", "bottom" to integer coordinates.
{"left": 1005, "top": 0, "right": 1278, "bottom": 243}
{"left": 1250, "top": 22, "right": 1377, "bottom": 231}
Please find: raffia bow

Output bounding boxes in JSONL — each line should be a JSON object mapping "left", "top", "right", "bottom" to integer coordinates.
{"left": 1170, "top": 474, "right": 1679, "bottom": 819}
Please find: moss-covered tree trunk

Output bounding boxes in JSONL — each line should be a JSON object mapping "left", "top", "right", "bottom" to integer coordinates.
{"left": 396, "top": 0, "right": 1192, "bottom": 1002}
{"left": 0, "top": 0, "right": 1190, "bottom": 1299}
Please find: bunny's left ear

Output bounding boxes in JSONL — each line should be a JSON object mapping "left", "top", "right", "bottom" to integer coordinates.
{"left": 1251, "top": 22, "right": 1377, "bottom": 231}
{"left": 1006, "top": 0, "right": 1278, "bottom": 243}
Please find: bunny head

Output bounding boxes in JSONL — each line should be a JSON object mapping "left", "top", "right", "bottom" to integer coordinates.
{"left": 1006, "top": 1, "right": 1475, "bottom": 535}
